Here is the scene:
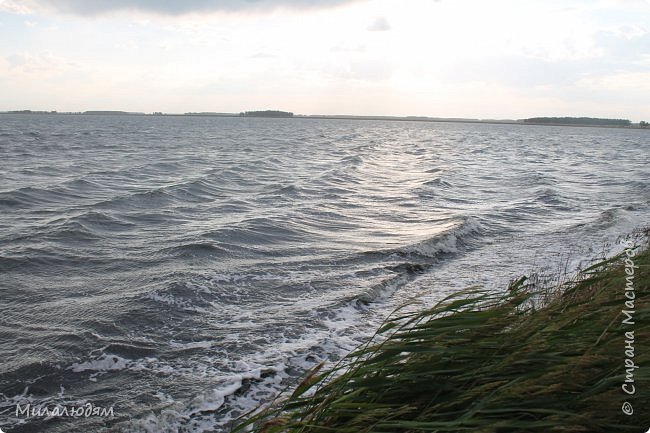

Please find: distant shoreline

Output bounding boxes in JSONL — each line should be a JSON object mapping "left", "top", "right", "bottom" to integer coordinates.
{"left": 1, "top": 111, "right": 648, "bottom": 130}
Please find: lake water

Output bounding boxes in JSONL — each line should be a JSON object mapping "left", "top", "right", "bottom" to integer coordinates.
{"left": 1, "top": 114, "right": 648, "bottom": 432}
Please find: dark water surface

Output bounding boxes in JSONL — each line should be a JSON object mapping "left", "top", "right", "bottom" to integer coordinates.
{"left": 1, "top": 114, "right": 648, "bottom": 432}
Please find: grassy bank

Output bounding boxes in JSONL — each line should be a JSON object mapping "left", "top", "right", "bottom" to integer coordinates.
{"left": 236, "top": 240, "right": 649, "bottom": 432}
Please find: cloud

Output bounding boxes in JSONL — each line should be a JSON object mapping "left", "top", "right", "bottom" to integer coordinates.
{"left": 14, "top": 0, "right": 363, "bottom": 16}
{"left": 348, "top": 58, "right": 393, "bottom": 80}
{"left": 576, "top": 71, "right": 650, "bottom": 92}
{"left": 367, "top": 16, "right": 390, "bottom": 31}
{"left": 5, "top": 51, "right": 80, "bottom": 76}
{"left": 330, "top": 43, "right": 366, "bottom": 52}
{"left": 249, "top": 52, "right": 276, "bottom": 59}
{"left": 0, "top": 0, "right": 33, "bottom": 14}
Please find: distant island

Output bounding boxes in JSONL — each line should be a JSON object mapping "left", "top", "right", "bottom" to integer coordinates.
{"left": 6, "top": 110, "right": 59, "bottom": 114}
{"left": 5, "top": 110, "right": 145, "bottom": 115}
{"left": 240, "top": 110, "right": 293, "bottom": 118}
{"left": 523, "top": 117, "right": 631, "bottom": 127}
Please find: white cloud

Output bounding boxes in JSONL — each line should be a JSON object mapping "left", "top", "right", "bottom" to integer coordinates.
{"left": 0, "top": 0, "right": 33, "bottom": 14}
{"left": 5, "top": 51, "right": 75, "bottom": 74}
{"left": 367, "top": 16, "right": 390, "bottom": 31}
{"left": 612, "top": 24, "right": 647, "bottom": 40}
{"left": 576, "top": 71, "right": 650, "bottom": 92}
{"left": 330, "top": 43, "right": 366, "bottom": 52}
{"left": 13, "top": 0, "right": 364, "bottom": 16}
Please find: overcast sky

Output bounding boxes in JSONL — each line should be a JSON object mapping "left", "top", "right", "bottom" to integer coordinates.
{"left": 1, "top": 0, "right": 649, "bottom": 120}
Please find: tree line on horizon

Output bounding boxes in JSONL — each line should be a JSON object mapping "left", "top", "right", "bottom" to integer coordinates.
{"left": 523, "top": 117, "right": 632, "bottom": 126}
{"left": 240, "top": 110, "right": 293, "bottom": 118}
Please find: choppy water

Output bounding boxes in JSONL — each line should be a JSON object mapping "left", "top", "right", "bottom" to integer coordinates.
{"left": 0, "top": 114, "right": 648, "bottom": 432}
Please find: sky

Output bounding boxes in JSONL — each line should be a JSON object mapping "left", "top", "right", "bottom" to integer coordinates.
{"left": 1, "top": 0, "right": 649, "bottom": 120}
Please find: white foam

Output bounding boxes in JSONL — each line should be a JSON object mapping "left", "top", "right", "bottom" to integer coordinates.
{"left": 189, "top": 382, "right": 241, "bottom": 414}
{"left": 115, "top": 363, "right": 287, "bottom": 433}
{"left": 169, "top": 340, "right": 215, "bottom": 350}
{"left": 145, "top": 291, "right": 209, "bottom": 313}
{"left": 69, "top": 354, "right": 131, "bottom": 372}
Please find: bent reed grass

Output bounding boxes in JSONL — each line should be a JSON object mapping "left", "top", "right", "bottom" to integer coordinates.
{"left": 236, "top": 241, "right": 649, "bottom": 432}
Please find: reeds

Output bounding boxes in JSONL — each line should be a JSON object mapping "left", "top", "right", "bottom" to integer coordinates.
{"left": 236, "top": 243, "right": 649, "bottom": 432}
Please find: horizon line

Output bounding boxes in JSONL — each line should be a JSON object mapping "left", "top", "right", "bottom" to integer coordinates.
{"left": 1, "top": 109, "right": 646, "bottom": 124}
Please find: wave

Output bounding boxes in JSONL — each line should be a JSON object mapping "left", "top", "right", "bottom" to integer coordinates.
{"left": 0, "top": 253, "right": 142, "bottom": 273}
{"left": 67, "top": 210, "right": 136, "bottom": 232}
{"left": 259, "top": 182, "right": 304, "bottom": 198}
{"left": 202, "top": 217, "right": 310, "bottom": 246}
{"left": 343, "top": 218, "right": 483, "bottom": 307}
{"left": 46, "top": 220, "right": 105, "bottom": 242}
{"left": 0, "top": 177, "right": 108, "bottom": 208}
{"left": 522, "top": 171, "right": 557, "bottom": 186}
{"left": 340, "top": 154, "right": 363, "bottom": 166}
{"left": 159, "top": 242, "right": 229, "bottom": 259}
{"left": 354, "top": 264, "right": 428, "bottom": 306}
{"left": 163, "top": 178, "right": 226, "bottom": 203}
{"left": 0, "top": 361, "right": 63, "bottom": 395}
{"left": 1, "top": 218, "right": 100, "bottom": 245}
{"left": 0, "top": 185, "right": 86, "bottom": 209}
{"left": 421, "top": 177, "right": 453, "bottom": 188}
{"left": 0, "top": 195, "right": 23, "bottom": 207}
{"left": 62, "top": 178, "right": 104, "bottom": 191}
{"left": 90, "top": 174, "right": 254, "bottom": 210}
{"left": 571, "top": 205, "right": 637, "bottom": 231}
{"left": 395, "top": 217, "right": 483, "bottom": 259}
{"left": 211, "top": 198, "right": 256, "bottom": 214}
{"left": 533, "top": 187, "right": 572, "bottom": 208}
{"left": 95, "top": 188, "right": 175, "bottom": 210}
